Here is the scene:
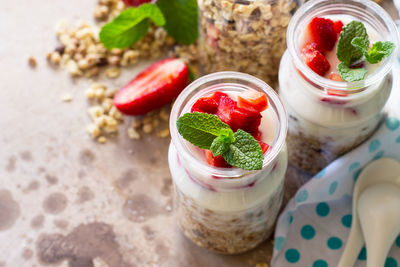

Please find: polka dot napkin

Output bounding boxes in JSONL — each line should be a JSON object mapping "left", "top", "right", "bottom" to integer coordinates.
{"left": 271, "top": 64, "right": 400, "bottom": 267}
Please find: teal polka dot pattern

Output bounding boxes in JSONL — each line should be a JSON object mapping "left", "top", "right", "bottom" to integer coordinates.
{"left": 348, "top": 162, "right": 360, "bottom": 172}
{"left": 274, "top": 236, "right": 285, "bottom": 251}
{"left": 301, "top": 225, "right": 316, "bottom": 240}
{"left": 313, "top": 259, "right": 328, "bottom": 267}
{"left": 385, "top": 257, "right": 397, "bottom": 267}
{"left": 329, "top": 181, "right": 338, "bottom": 195}
{"left": 397, "top": 136, "right": 400, "bottom": 143}
{"left": 358, "top": 247, "right": 367, "bottom": 260}
{"left": 327, "top": 237, "right": 342, "bottom": 250}
{"left": 289, "top": 215, "right": 293, "bottom": 224}
{"left": 386, "top": 117, "right": 400, "bottom": 131}
{"left": 341, "top": 214, "right": 352, "bottom": 228}
{"left": 373, "top": 151, "right": 384, "bottom": 160}
{"left": 369, "top": 139, "right": 381, "bottom": 152}
{"left": 353, "top": 168, "right": 362, "bottom": 181}
{"left": 296, "top": 190, "right": 308, "bottom": 203}
{"left": 315, "top": 169, "right": 326, "bottom": 179}
{"left": 285, "top": 249, "right": 300, "bottom": 263}
{"left": 396, "top": 235, "right": 400, "bottom": 248}
{"left": 316, "top": 202, "right": 330, "bottom": 217}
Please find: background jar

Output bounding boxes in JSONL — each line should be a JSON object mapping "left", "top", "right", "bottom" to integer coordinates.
{"left": 279, "top": 0, "right": 399, "bottom": 174}
{"left": 168, "top": 72, "right": 288, "bottom": 254}
{"left": 197, "top": 0, "right": 302, "bottom": 86}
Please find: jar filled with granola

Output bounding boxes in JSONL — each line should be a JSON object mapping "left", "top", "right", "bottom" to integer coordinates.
{"left": 197, "top": 0, "right": 302, "bottom": 86}
{"left": 168, "top": 72, "right": 288, "bottom": 254}
{"left": 279, "top": 0, "right": 399, "bottom": 174}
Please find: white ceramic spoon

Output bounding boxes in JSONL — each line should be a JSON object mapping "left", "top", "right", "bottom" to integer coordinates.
{"left": 338, "top": 158, "right": 400, "bottom": 267}
{"left": 358, "top": 183, "right": 400, "bottom": 267}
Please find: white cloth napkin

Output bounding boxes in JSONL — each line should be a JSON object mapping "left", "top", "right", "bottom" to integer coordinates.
{"left": 271, "top": 62, "right": 400, "bottom": 267}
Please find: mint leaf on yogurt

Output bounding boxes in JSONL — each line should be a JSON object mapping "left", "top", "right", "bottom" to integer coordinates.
{"left": 337, "top": 62, "right": 368, "bottom": 82}
{"left": 337, "top": 21, "right": 368, "bottom": 65}
{"left": 352, "top": 38, "right": 395, "bottom": 64}
{"left": 176, "top": 112, "right": 264, "bottom": 170}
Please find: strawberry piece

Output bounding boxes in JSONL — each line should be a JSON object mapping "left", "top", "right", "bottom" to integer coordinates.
{"left": 252, "top": 130, "right": 262, "bottom": 141}
{"left": 333, "top": 20, "right": 344, "bottom": 35}
{"left": 191, "top": 97, "right": 218, "bottom": 114}
{"left": 307, "top": 17, "right": 337, "bottom": 52}
{"left": 205, "top": 151, "right": 231, "bottom": 168}
{"left": 114, "top": 58, "right": 188, "bottom": 115}
{"left": 211, "top": 92, "right": 228, "bottom": 102}
{"left": 123, "top": 0, "right": 152, "bottom": 7}
{"left": 238, "top": 90, "right": 269, "bottom": 112}
{"left": 258, "top": 141, "right": 270, "bottom": 154}
{"left": 301, "top": 43, "right": 331, "bottom": 76}
{"left": 216, "top": 95, "right": 237, "bottom": 125}
{"left": 230, "top": 106, "right": 262, "bottom": 134}
{"left": 328, "top": 72, "right": 343, "bottom": 82}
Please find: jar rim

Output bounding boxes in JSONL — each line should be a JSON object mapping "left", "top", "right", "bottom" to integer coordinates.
{"left": 169, "top": 71, "right": 288, "bottom": 178}
{"left": 287, "top": 0, "right": 399, "bottom": 93}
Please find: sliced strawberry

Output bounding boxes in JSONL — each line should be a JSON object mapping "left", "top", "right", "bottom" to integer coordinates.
{"left": 238, "top": 90, "right": 269, "bottom": 112}
{"left": 211, "top": 92, "right": 228, "bottom": 103}
{"left": 114, "top": 58, "right": 188, "bottom": 115}
{"left": 230, "top": 106, "right": 262, "bottom": 134}
{"left": 328, "top": 72, "right": 343, "bottom": 82}
{"left": 123, "top": 0, "right": 152, "bottom": 7}
{"left": 252, "top": 130, "right": 262, "bottom": 141}
{"left": 216, "top": 95, "right": 237, "bottom": 125}
{"left": 301, "top": 43, "right": 331, "bottom": 76}
{"left": 191, "top": 97, "right": 218, "bottom": 114}
{"left": 333, "top": 20, "right": 344, "bottom": 35}
{"left": 307, "top": 17, "right": 337, "bottom": 53}
{"left": 205, "top": 151, "right": 231, "bottom": 168}
{"left": 258, "top": 141, "right": 270, "bottom": 154}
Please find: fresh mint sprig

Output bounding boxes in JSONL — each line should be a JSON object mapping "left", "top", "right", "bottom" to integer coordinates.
{"left": 336, "top": 20, "right": 395, "bottom": 82}
{"left": 176, "top": 112, "right": 264, "bottom": 171}
{"left": 99, "top": 0, "right": 198, "bottom": 49}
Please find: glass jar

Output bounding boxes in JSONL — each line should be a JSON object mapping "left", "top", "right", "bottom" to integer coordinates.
{"left": 279, "top": 0, "right": 399, "bottom": 174}
{"left": 197, "top": 0, "right": 302, "bottom": 86}
{"left": 168, "top": 72, "right": 288, "bottom": 254}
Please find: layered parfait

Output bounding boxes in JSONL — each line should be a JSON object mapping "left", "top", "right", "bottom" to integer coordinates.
{"left": 279, "top": 0, "right": 398, "bottom": 173}
{"left": 168, "top": 72, "right": 288, "bottom": 254}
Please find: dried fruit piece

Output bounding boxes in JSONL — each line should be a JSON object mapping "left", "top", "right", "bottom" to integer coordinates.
{"left": 114, "top": 58, "right": 188, "bottom": 115}
{"left": 301, "top": 43, "right": 331, "bottom": 76}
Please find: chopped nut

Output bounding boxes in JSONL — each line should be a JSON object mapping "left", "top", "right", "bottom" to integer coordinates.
{"left": 142, "top": 123, "right": 153, "bottom": 134}
{"left": 105, "top": 67, "right": 120, "bottom": 78}
{"left": 28, "top": 56, "right": 37, "bottom": 68}
{"left": 97, "top": 136, "right": 107, "bottom": 144}
{"left": 128, "top": 127, "right": 141, "bottom": 140}
{"left": 67, "top": 60, "right": 82, "bottom": 76}
{"left": 61, "top": 93, "right": 73, "bottom": 102}
{"left": 87, "top": 124, "right": 101, "bottom": 139}
{"left": 157, "top": 128, "right": 170, "bottom": 138}
{"left": 49, "top": 52, "right": 61, "bottom": 64}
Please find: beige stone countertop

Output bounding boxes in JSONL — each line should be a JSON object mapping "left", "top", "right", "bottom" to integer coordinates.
{"left": 0, "top": 0, "right": 397, "bottom": 266}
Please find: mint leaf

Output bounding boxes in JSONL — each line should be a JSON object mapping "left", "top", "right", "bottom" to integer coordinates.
{"left": 176, "top": 112, "right": 230, "bottom": 149}
{"left": 156, "top": 0, "right": 198, "bottom": 44}
{"left": 338, "top": 62, "right": 368, "bottom": 82}
{"left": 337, "top": 21, "right": 368, "bottom": 65}
{"left": 365, "top": 41, "right": 395, "bottom": 64}
{"left": 351, "top": 37, "right": 369, "bottom": 55}
{"left": 210, "top": 128, "right": 235, "bottom": 156}
{"left": 99, "top": 4, "right": 165, "bottom": 49}
{"left": 223, "top": 130, "right": 264, "bottom": 170}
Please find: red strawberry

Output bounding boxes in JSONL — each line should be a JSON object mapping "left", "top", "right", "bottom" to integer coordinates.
{"left": 123, "top": 0, "right": 152, "bottom": 7}
{"left": 301, "top": 43, "right": 331, "bottom": 76}
{"left": 191, "top": 97, "right": 218, "bottom": 114}
{"left": 205, "top": 151, "right": 231, "bottom": 168}
{"left": 216, "top": 95, "right": 236, "bottom": 125}
{"left": 252, "top": 130, "right": 262, "bottom": 141}
{"left": 333, "top": 20, "right": 344, "bottom": 35}
{"left": 230, "top": 106, "right": 262, "bottom": 134}
{"left": 114, "top": 58, "right": 188, "bottom": 115}
{"left": 258, "top": 141, "right": 270, "bottom": 154}
{"left": 238, "top": 90, "right": 269, "bottom": 112}
{"left": 307, "top": 17, "right": 337, "bottom": 52}
{"left": 328, "top": 72, "right": 343, "bottom": 82}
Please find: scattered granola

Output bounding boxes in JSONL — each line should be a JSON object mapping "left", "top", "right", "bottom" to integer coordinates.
{"left": 61, "top": 93, "right": 73, "bottom": 102}
{"left": 28, "top": 56, "right": 37, "bottom": 68}
{"left": 197, "top": 0, "right": 300, "bottom": 86}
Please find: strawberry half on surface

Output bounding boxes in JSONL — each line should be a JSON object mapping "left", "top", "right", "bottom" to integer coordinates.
{"left": 123, "top": 0, "right": 152, "bottom": 7}
{"left": 114, "top": 58, "right": 188, "bottom": 116}
{"left": 301, "top": 43, "right": 331, "bottom": 76}
{"left": 306, "top": 17, "right": 338, "bottom": 53}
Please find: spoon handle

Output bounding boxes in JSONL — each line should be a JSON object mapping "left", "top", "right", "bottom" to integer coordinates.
{"left": 338, "top": 224, "right": 364, "bottom": 267}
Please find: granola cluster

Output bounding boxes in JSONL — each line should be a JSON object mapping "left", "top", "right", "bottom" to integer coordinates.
{"left": 197, "top": 0, "right": 299, "bottom": 86}
{"left": 174, "top": 184, "right": 283, "bottom": 254}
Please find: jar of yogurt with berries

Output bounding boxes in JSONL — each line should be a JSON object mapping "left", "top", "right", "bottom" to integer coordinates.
{"left": 279, "top": 0, "right": 399, "bottom": 174}
{"left": 168, "top": 72, "right": 288, "bottom": 254}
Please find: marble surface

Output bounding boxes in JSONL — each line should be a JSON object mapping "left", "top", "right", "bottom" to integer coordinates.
{"left": 0, "top": 0, "right": 396, "bottom": 266}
